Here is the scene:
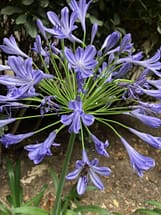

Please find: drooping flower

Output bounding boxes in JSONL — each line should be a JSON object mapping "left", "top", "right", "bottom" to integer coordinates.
{"left": 117, "top": 48, "right": 161, "bottom": 77}
{"left": 66, "top": 149, "right": 111, "bottom": 195}
{"left": 64, "top": 45, "right": 97, "bottom": 78}
{"left": 91, "top": 134, "right": 109, "bottom": 157}
{"left": 0, "top": 35, "right": 28, "bottom": 58}
{"left": 0, "top": 132, "right": 34, "bottom": 148}
{"left": 69, "top": 0, "right": 92, "bottom": 32}
{"left": 137, "top": 101, "right": 161, "bottom": 114}
{"left": 125, "top": 109, "right": 161, "bottom": 128}
{"left": 0, "top": 56, "right": 53, "bottom": 99}
{"left": 129, "top": 127, "right": 161, "bottom": 149}
{"left": 44, "top": 7, "right": 81, "bottom": 42}
{"left": 120, "top": 137, "right": 155, "bottom": 177}
{"left": 0, "top": 118, "right": 16, "bottom": 128}
{"left": 61, "top": 99, "right": 94, "bottom": 133}
{"left": 24, "top": 131, "right": 60, "bottom": 164}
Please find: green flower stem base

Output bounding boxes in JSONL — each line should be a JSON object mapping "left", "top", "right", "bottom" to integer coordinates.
{"left": 52, "top": 133, "right": 76, "bottom": 215}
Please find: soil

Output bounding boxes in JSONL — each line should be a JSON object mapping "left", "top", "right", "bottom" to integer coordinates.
{"left": 0, "top": 115, "right": 161, "bottom": 215}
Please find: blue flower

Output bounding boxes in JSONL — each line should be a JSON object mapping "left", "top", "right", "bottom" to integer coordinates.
{"left": 66, "top": 149, "right": 111, "bottom": 195}
{"left": 120, "top": 137, "right": 155, "bottom": 177}
{"left": 44, "top": 7, "right": 81, "bottom": 42}
{"left": 129, "top": 127, "right": 161, "bottom": 149}
{"left": 61, "top": 99, "right": 94, "bottom": 133}
{"left": 0, "top": 56, "right": 53, "bottom": 99}
{"left": 69, "top": 0, "right": 92, "bottom": 32}
{"left": 24, "top": 131, "right": 60, "bottom": 164}
{"left": 91, "top": 134, "right": 109, "bottom": 157}
{"left": 117, "top": 48, "right": 161, "bottom": 77}
{"left": 91, "top": 23, "right": 98, "bottom": 44}
{"left": 0, "top": 118, "right": 16, "bottom": 128}
{"left": 126, "top": 109, "right": 161, "bottom": 128}
{"left": 0, "top": 35, "right": 28, "bottom": 58}
{"left": 64, "top": 45, "right": 97, "bottom": 78}
{"left": 101, "top": 31, "right": 120, "bottom": 52}
{"left": 0, "top": 132, "right": 34, "bottom": 148}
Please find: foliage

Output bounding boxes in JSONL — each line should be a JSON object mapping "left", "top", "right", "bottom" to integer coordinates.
{"left": 135, "top": 200, "right": 161, "bottom": 215}
{"left": 0, "top": 159, "right": 48, "bottom": 215}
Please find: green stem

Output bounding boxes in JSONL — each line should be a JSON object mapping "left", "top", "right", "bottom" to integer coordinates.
{"left": 52, "top": 133, "right": 76, "bottom": 215}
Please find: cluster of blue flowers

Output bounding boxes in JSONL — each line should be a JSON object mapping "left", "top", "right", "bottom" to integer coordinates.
{"left": 0, "top": 0, "right": 161, "bottom": 195}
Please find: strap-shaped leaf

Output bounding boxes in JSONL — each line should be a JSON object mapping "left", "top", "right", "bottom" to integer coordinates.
{"left": 74, "top": 205, "right": 111, "bottom": 215}
{"left": 13, "top": 206, "right": 49, "bottom": 215}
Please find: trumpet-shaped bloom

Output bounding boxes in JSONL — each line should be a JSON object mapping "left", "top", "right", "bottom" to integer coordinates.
{"left": 117, "top": 48, "right": 161, "bottom": 77}
{"left": 66, "top": 149, "right": 111, "bottom": 195}
{"left": 24, "top": 131, "right": 60, "bottom": 164}
{"left": 0, "top": 56, "right": 53, "bottom": 99}
{"left": 129, "top": 127, "right": 161, "bottom": 149}
{"left": 0, "top": 132, "right": 34, "bottom": 148}
{"left": 44, "top": 7, "right": 81, "bottom": 42}
{"left": 0, "top": 118, "right": 16, "bottom": 128}
{"left": 0, "top": 35, "right": 28, "bottom": 58}
{"left": 126, "top": 109, "right": 161, "bottom": 128}
{"left": 120, "top": 137, "right": 155, "bottom": 177}
{"left": 69, "top": 0, "right": 92, "bottom": 32}
{"left": 61, "top": 99, "right": 94, "bottom": 133}
{"left": 64, "top": 45, "right": 97, "bottom": 78}
{"left": 91, "top": 134, "right": 109, "bottom": 157}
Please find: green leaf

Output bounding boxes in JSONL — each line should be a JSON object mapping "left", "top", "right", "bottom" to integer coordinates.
{"left": 24, "top": 184, "right": 48, "bottom": 206}
{"left": 22, "top": 0, "right": 34, "bottom": 5}
{"left": 0, "top": 203, "right": 11, "bottom": 215}
{"left": 146, "top": 200, "right": 161, "bottom": 209}
{"left": 13, "top": 206, "right": 49, "bottom": 215}
{"left": 16, "top": 14, "right": 27, "bottom": 24}
{"left": 135, "top": 208, "right": 160, "bottom": 215}
{"left": 50, "top": 168, "right": 59, "bottom": 193}
{"left": 25, "top": 21, "right": 37, "bottom": 38}
{"left": 65, "top": 209, "right": 78, "bottom": 215}
{"left": 1, "top": 6, "right": 23, "bottom": 15}
{"left": 74, "top": 205, "right": 111, "bottom": 215}
{"left": 40, "top": 0, "right": 49, "bottom": 8}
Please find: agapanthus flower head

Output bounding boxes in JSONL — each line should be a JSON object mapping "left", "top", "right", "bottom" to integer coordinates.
{"left": 0, "top": 132, "right": 34, "bottom": 148}
{"left": 61, "top": 99, "right": 94, "bottom": 133}
{"left": 69, "top": 0, "right": 92, "bottom": 32}
{"left": 24, "top": 131, "right": 60, "bottom": 164}
{"left": 64, "top": 45, "right": 97, "bottom": 78}
{"left": 66, "top": 149, "right": 111, "bottom": 195}
{"left": 120, "top": 137, "right": 155, "bottom": 177}
{"left": 0, "top": 35, "right": 28, "bottom": 58}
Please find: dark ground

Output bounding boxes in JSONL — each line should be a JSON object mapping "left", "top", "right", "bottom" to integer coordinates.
{"left": 0, "top": 116, "right": 161, "bottom": 215}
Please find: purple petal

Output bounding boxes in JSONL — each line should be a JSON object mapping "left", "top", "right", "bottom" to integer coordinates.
{"left": 120, "top": 137, "right": 155, "bottom": 177}
{"left": 66, "top": 168, "right": 82, "bottom": 180}
{"left": 0, "top": 132, "right": 34, "bottom": 148}
{"left": 129, "top": 128, "right": 161, "bottom": 149}
{"left": 89, "top": 169, "right": 104, "bottom": 190}
{"left": 77, "top": 176, "right": 88, "bottom": 195}
{"left": 0, "top": 118, "right": 16, "bottom": 128}
{"left": 81, "top": 113, "right": 95, "bottom": 126}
